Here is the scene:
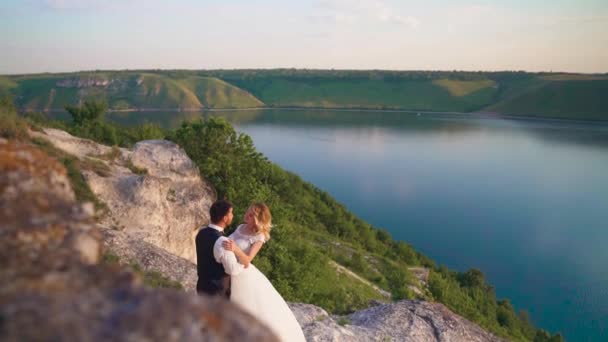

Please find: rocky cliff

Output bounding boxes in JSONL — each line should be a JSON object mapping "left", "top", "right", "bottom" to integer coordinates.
{"left": 21, "top": 128, "right": 504, "bottom": 341}
{"left": 31, "top": 128, "right": 215, "bottom": 264}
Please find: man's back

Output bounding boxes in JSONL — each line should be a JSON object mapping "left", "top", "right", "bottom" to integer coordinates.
{"left": 195, "top": 227, "right": 229, "bottom": 296}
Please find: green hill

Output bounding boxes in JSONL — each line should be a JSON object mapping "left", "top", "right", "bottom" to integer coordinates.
{"left": 486, "top": 75, "right": 608, "bottom": 120}
{"left": 4, "top": 70, "right": 607, "bottom": 120}
{"left": 222, "top": 73, "right": 498, "bottom": 112}
{"left": 212, "top": 69, "right": 608, "bottom": 120}
{"left": 7, "top": 72, "right": 264, "bottom": 111}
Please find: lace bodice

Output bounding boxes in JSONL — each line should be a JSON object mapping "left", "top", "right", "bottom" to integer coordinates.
{"left": 229, "top": 224, "right": 266, "bottom": 254}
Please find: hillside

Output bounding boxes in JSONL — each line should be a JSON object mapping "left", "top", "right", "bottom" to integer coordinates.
{"left": 224, "top": 75, "right": 498, "bottom": 112}
{"left": 3, "top": 70, "right": 607, "bottom": 120}
{"left": 486, "top": 75, "right": 608, "bottom": 120}
{"left": 5, "top": 72, "right": 264, "bottom": 111}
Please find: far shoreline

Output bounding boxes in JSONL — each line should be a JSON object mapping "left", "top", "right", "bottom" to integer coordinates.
{"left": 35, "top": 105, "right": 608, "bottom": 125}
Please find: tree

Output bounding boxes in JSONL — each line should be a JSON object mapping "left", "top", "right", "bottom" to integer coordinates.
{"left": 65, "top": 100, "right": 107, "bottom": 125}
{"left": 457, "top": 268, "right": 486, "bottom": 288}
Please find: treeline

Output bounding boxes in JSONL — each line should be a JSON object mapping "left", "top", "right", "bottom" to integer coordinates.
{"left": 153, "top": 68, "right": 531, "bottom": 82}
{"left": 2, "top": 97, "right": 564, "bottom": 341}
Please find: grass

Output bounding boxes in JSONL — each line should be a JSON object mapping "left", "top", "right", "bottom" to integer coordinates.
{"left": 125, "top": 159, "right": 148, "bottom": 175}
{"left": 337, "top": 317, "right": 351, "bottom": 326}
{"left": 432, "top": 79, "right": 495, "bottom": 97}
{"left": 179, "top": 76, "right": 264, "bottom": 108}
{"left": 30, "top": 137, "right": 108, "bottom": 213}
{"left": 94, "top": 146, "right": 121, "bottom": 162}
{"left": 82, "top": 157, "right": 112, "bottom": 177}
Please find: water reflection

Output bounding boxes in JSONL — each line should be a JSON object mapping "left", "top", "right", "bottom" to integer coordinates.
{"left": 103, "top": 109, "right": 608, "bottom": 148}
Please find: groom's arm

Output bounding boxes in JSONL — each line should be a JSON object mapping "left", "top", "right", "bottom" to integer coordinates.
{"left": 213, "top": 237, "right": 244, "bottom": 275}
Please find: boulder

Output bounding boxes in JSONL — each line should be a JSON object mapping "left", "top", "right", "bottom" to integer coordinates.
{"left": 31, "top": 129, "right": 215, "bottom": 264}
{"left": 290, "top": 300, "right": 504, "bottom": 342}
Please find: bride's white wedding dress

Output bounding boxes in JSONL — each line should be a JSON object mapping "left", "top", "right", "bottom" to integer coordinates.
{"left": 229, "top": 225, "right": 306, "bottom": 342}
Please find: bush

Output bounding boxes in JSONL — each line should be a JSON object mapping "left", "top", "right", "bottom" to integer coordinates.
{"left": 0, "top": 96, "right": 27, "bottom": 140}
{"left": 65, "top": 100, "right": 107, "bottom": 125}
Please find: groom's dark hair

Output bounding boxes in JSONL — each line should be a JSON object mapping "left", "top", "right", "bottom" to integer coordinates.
{"left": 209, "top": 200, "right": 233, "bottom": 224}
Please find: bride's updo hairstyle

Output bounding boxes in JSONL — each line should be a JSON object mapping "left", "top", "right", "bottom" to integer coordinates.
{"left": 249, "top": 203, "right": 272, "bottom": 241}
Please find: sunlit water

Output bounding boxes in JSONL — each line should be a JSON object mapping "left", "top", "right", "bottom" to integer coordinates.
{"left": 105, "top": 109, "right": 608, "bottom": 341}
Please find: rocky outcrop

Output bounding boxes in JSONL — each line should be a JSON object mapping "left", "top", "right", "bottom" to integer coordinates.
{"left": 291, "top": 301, "right": 504, "bottom": 342}
{"left": 31, "top": 128, "right": 215, "bottom": 264}
{"left": 102, "top": 227, "right": 198, "bottom": 291}
{"left": 56, "top": 77, "right": 111, "bottom": 88}
{"left": 0, "top": 140, "right": 279, "bottom": 341}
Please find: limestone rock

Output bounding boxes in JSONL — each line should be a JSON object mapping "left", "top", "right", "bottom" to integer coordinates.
{"left": 31, "top": 129, "right": 216, "bottom": 264}
{"left": 289, "top": 303, "right": 375, "bottom": 341}
{"left": 130, "top": 140, "right": 201, "bottom": 180}
{"left": 102, "top": 227, "right": 198, "bottom": 291}
{"left": 290, "top": 301, "right": 504, "bottom": 342}
{"left": 0, "top": 141, "right": 279, "bottom": 342}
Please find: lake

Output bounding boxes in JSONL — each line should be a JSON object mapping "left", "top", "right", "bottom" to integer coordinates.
{"left": 106, "top": 109, "right": 608, "bottom": 341}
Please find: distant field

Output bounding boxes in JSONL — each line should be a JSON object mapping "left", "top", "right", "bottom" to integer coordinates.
{"left": 2, "top": 70, "right": 607, "bottom": 121}
{"left": 229, "top": 77, "right": 498, "bottom": 112}
{"left": 432, "top": 79, "right": 496, "bottom": 97}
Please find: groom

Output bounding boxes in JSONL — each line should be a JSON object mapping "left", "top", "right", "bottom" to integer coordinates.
{"left": 195, "top": 200, "right": 244, "bottom": 298}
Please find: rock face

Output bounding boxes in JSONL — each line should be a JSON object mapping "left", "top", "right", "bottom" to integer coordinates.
{"left": 102, "top": 227, "right": 198, "bottom": 291}
{"left": 290, "top": 301, "right": 504, "bottom": 342}
{"left": 32, "top": 128, "right": 215, "bottom": 264}
{"left": 56, "top": 77, "right": 111, "bottom": 88}
{"left": 0, "top": 140, "right": 279, "bottom": 341}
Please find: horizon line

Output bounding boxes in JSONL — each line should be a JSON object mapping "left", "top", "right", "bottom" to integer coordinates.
{"left": 3, "top": 67, "right": 608, "bottom": 77}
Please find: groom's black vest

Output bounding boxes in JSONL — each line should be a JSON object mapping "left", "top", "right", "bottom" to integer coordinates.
{"left": 195, "top": 227, "right": 230, "bottom": 298}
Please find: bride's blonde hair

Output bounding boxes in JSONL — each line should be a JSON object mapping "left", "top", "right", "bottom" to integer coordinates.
{"left": 249, "top": 203, "right": 272, "bottom": 241}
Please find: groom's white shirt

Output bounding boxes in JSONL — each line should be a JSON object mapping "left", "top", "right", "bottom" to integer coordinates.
{"left": 208, "top": 224, "right": 244, "bottom": 275}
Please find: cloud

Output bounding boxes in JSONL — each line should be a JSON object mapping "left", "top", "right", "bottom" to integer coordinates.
{"left": 313, "top": 0, "right": 420, "bottom": 29}
{"left": 39, "top": 0, "right": 136, "bottom": 11}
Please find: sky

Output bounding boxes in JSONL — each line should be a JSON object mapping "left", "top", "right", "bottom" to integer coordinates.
{"left": 1, "top": 0, "right": 607, "bottom": 74}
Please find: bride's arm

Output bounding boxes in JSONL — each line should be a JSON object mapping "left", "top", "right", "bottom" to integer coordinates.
{"left": 223, "top": 241, "right": 263, "bottom": 267}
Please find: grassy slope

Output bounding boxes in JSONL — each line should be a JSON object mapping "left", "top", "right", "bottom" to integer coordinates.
{"left": 485, "top": 79, "right": 608, "bottom": 120}
{"left": 7, "top": 72, "right": 264, "bottom": 111}
{"left": 179, "top": 76, "right": 264, "bottom": 108}
{"left": 230, "top": 77, "right": 498, "bottom": 112}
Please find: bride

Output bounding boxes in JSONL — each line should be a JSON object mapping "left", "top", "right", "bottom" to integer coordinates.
{"left": 222, "top": 203, "right": 306, "bottom": 342}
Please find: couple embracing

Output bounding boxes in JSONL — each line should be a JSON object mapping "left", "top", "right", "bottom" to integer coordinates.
{"left": 195, "top": 200, "right": 306, "bottom": 342}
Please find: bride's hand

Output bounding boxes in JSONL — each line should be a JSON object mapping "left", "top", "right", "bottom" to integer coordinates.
{"left": 223, "top": 240, "right": 235, "bottom": 251}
